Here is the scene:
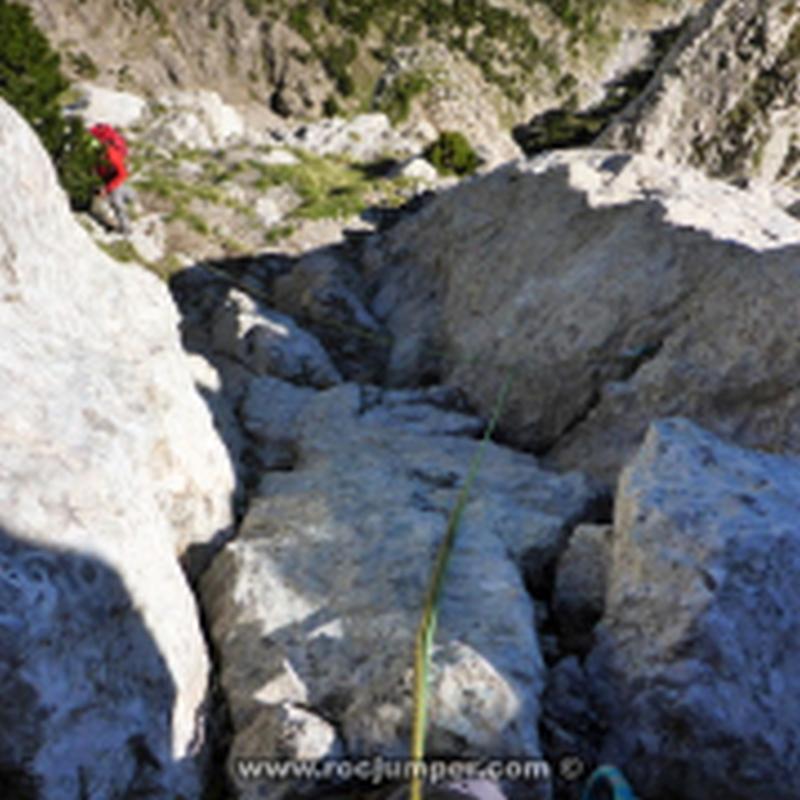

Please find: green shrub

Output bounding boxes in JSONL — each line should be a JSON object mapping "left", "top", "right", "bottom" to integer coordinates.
{"left": 321, "top": 38, "right": 358, "bottom": 96}
{"left": 67, "top": 50, "right": 99, "bottom": 79}
{"left": 0, "top": 0, "right": 101, "bottom": 209}
{"left": 287, "top": 4, "right": 314, "bottom": 42}
{"left": 376, "top": 71, "right": 431, "bottom": 124}
{"left": 243, "top": 0, "right": 265, "bottom": 17}
{"left": 424, "top": 131, "right": 480, "bottom": 176}
{"left": 323, "top": 95, "right": 341, "bottom": 117}
{"left": 512, "top": 108, "right": 606, "bottom": 154}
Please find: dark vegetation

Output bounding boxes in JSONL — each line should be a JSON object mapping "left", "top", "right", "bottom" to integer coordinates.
{"left": 424, "top": 131, "right": 481, "bottom": 176}
{"left": 375, "top": 71, "right": 432, "bottom": 124}
{"left": 513, "top": 22, "right": 686, "bottom": 156}
{"left": 245, "top": 0, "right": 559, "bottom": 106}
{"left": 67, "top": 50, "right": 99, "bottom": 79}
{"left": 0, "top": 0, "right": 101, "bottom": 209}
{"left": 539, "top": 0, "right": 603, "bottom": 34}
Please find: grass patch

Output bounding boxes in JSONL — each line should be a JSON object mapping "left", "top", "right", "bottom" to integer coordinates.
{"left": 166, "top": 206, "right": 210, "bottom": 235}
{"left": 98, "top": 237, "right": 179, "bottom": 281}
{"left": 98, "top": 238, "right": 142, "bottom": 263}
{"left": 264, "top": 223, "right": 297, "bottom": 245}
{"left": 250, "top": 151, "right": 379, "bottom": 220}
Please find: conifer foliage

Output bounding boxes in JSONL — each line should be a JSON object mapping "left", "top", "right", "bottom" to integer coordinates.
{"left": 0, "top": 0, "right": 101, "bottom": 208}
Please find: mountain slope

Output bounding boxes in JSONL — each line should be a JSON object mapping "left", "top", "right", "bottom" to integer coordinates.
{"left": 21, "top": 0, "right": 702, "bottom": 139}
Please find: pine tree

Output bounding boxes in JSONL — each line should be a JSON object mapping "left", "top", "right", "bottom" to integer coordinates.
{"left": 0, "top": 0, "right": 101, "bottom": 209}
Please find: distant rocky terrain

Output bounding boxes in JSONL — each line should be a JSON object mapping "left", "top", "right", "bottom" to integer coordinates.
{"left": 3, "top": 0, "right": 800, "bottom": 799}
{"left": 598, "top": 0, "right": 800, "bottom": 186}
{"left": 20, "top": 0, "right": 703, "bottom": 165}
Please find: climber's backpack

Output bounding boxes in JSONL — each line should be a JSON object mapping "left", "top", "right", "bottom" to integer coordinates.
{"left": 89, "top": 123, "right": 128, "bottom": 158}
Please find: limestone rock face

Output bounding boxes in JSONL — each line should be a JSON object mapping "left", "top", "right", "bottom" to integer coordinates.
{"left": 151, "top": 89, "right": 246, "bottom": 149}
{"left": 0, "top": 99, "right": 234, "bottom": 795}
{"left": 284, "top": 113, "right": 420, "bottom": 162}
{"left": 262, "top": 20, "right": 332, "bottom": 119}
{"left": 74, "top": 82, "right": 149, "bottom": 128}
{"left": 202, "top": 382, "right": 594, "bottom": 785}
{"left": 21, "top": 0, "right": 705, "bottom": 174}
{"left": 22, "top": 0, "right": 292, "bottom": 111}
{"left": 587, "top": 418, "right": 800, "bottom": 800}
{"left": 598, "top": 0, "right": 800, "bottom": 184}
{"left": 365, "top": 150, "right": 800, "bottom": 485}
{"left": 375, "top": 43, "right": 521, "bottom": 169}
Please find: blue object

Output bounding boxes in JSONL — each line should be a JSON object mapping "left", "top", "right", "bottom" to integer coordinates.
{"left": 581, "top": 765, "right": 638, "bottom": 800}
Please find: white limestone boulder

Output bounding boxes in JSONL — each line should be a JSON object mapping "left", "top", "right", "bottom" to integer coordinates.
{"left": 0, "top": 98, "right": 234, "bottom": 797}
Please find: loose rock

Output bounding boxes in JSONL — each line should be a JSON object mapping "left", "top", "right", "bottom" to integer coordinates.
{"left": 587, "top": 418, "right": 800, "bottom": 800}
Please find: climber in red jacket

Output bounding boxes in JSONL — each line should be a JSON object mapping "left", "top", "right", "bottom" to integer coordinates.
{"left": 90, "top": 123, "right": 133, "bottom": 234}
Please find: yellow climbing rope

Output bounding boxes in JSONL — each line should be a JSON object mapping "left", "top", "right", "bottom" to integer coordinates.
{"left": 409, "top": 372, "right": 513, "bottom": 800}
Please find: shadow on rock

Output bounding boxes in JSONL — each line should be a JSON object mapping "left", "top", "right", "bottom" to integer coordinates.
{"left": 0, "top": 524, "right": 206, "bottom": 799}
{"left": 168, "top": 232, "right": 395, "bottom": 525}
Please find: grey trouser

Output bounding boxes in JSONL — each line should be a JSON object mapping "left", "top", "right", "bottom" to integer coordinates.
{"left": 108, "top": 185, "right": 135, "bottom": 233}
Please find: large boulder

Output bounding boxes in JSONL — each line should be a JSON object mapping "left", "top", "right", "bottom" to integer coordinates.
{"left": 272, "top": 250, "right": 390, "bottom": 383}
{"left": 364, "top": 150, "right": 800, "bottom": 485}
{"left": 150, "top": 89, "right": 246, "bottom": 150}
{"left": 201, "top": 381, "right": 594, "bottom": 795}
{"left": 74, "top": 83, "right": 149, "bottom": 128}
{"left": 0, "top": 99, "right": 234, "bottom": 795}
{"left": 598, "top": 0, "right": 800, "bottom": 185}
{"left": 587, "top": 418, "right": 800, "bottom": 800}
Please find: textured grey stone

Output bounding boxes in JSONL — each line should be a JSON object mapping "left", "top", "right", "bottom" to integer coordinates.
{"left": 364, "top": 150, "right": 800, "bottom": 485}
{"left": 284, "top": 113, "right": 417, "bottom": 161}
{"left": 150, "top": 89, "right": 246, "bottom": 149}
{"left": 211, "top": 288, "right": 342, "bottom": 388}
{"left": 553, "top": 525, "right": 612, "bottom": 654}
{"left": 540, "top": 655, "right": 600, "bottom": 779}
{"left": 240, "top": 376, "right": 317, "bottom": 470}
{"left": 75, "top": 82, "right": 148, "bottom": 128}
{"left": 273, "top": 251, "right": 389, "bottom": 382}
{"left": 202, "top": 382, "right": 594, "bottom": 786}
{"left": 587, "top": 418, "right": 800, "bottom": 800}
